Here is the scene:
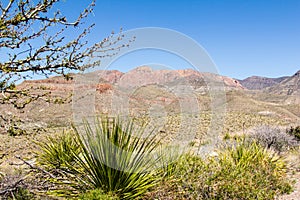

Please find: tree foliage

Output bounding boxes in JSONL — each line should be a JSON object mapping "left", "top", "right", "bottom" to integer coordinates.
{"left": 0, "top": 0, "right": 133, "bottom": 133}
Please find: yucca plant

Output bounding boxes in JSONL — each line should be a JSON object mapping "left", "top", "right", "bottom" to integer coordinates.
{"left": 73, "top": 116, "right": 161, "bottom": 199}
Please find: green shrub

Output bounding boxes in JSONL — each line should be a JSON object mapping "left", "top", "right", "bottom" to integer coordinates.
{"left": 73, "top": 116, "right": 161, "bottom": 199}
{"left": 147, "top": 141, "right": 292, "bottom": 199}
{"left": 287, "top": 126, "right": 300, "bottom": 140}
{"left": 36, "top": 130, "right": 81, "bottom": 171}
{"left": 145, "top": 153, "right": 209, "bottom": 199}
{"left": 223, "top": 132, "right": 231, "bottom": 140}
{"left": 155, "top": 146, "right": 183, "bottom": 179}
{"left": 7, "top": 188, "right": 34, "bottom": 200}
{"left": 206, "top": 141, "right": 292, "bottom": 199}
{"left": 8, "top": 126, "right": 26, "bottom": 136}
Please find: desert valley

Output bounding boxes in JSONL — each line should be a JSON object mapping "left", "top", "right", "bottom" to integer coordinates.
{"left": 0, "top": 66, "right": 299, "bottom": 199}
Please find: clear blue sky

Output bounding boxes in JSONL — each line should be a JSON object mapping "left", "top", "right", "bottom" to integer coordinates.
{"left": 61, "top": 0, "right": 300, "bottom": 79}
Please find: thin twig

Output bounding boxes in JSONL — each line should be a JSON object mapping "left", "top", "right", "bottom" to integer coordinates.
{"left": 15, "top": 156, "right": 56, "bottom": 179}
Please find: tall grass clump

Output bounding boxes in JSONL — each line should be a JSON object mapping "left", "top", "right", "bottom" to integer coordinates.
{"left": 73, "top": 117, "right": 161, "bottom": 199}
{"left": 147, "top": 140, "right": 292, "bottom": 199}
{"left": 206, "top": 141, "right": 292, "bottom": 199}
{"left": 155, "top": 145, "right": 184, "bottom": 179}
{"left": 145, "top": 153, "right": 210, "bottom": 199}
{"left": 36, "top": 130, "right": 81, "bottom": 171}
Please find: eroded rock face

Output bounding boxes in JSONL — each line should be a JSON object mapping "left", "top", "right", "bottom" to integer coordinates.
{"left": 18, "top": 75, "right": 75, "bottom": 91}
{"left": 238, "top": 70, "right": 300, "bottom": 98}
{"left": 96, "top": 83, "right": 113, "bottom": 93}
{"left": 97, "top": 70, "right": 124, "bottom": 84}
{"left": 11, "top": 67, "right": 244, "bottom": 128}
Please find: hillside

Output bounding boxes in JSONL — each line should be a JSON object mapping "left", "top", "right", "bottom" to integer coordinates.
{"left": 238, "top": 76, "right": 287, "bottom": 90}
{"left": 0, "top": 67, "right": 298, "bottom": 136}
{"left": 18, "top": 67, "right": 244, "bottom": 92}
{"left": 266, "top": 70, "right": 300, "bottom": 96}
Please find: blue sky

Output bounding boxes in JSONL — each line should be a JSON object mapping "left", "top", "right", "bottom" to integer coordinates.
{"left": 42, "top": 0, "right": 300, "bottom": 79}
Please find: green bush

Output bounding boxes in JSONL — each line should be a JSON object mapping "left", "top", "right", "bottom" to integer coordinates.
{"left": 8, "top": 126, "right": 26, "bottom": 136}
{"left": 206, "top": 141, "right": 292, "bottom": 199}
{"left": 73, "top": 117, "right": 161, "bottom": 199}
{"left": 36, "top": 130, "right": 81, "bottom": 171}
{"left": 287, "top": 126, "right": 300, "bottom": 140}
{"left": 155, "top": 146, "right": 183, "bottom": 179}
{"left": 145, "top": 153, "right": 209, "bottom": 199}
{"left": 147, "top": 141, "right": 292, "bottom": 199}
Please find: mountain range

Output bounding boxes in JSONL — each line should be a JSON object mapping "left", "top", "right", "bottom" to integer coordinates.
{"left": 238, "top": 70, "right": 300, "bottom": 95}
{"left": 22, "top": 66, "right": 300, "bottom": 96}
{"left": 1, "top": 66, "right": 298, "bottom": 137}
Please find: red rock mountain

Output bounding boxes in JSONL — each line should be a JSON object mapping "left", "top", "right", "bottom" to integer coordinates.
{"left": 20, "top": 66, "right": 244, "bottom": 91}
{"left": 97, "top": 66, "right": 243, "bottom": 89}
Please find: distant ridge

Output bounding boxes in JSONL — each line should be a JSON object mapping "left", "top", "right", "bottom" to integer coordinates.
{"left": 238, "top": 76, "right": 287, "bottom": 90}
{"left": 238, "top": 70, "right": 299, "bottom": 91}
{"left": 21, "top": 66, "right": 244, "bottom": 90}
{"left": 19, "top": 67, "right": 299, "bottom": 97}
{"left": 266, "top": 70, "right": 300, "bottom": 96}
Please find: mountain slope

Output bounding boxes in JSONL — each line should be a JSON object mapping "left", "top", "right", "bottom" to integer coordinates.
{"left": 1, "top": 67, "right": 299, "bottom": 136}
{"left": 238, "top": 76, "right": 287, "bottom": 90}
{"left": 96, "top": 66, "right": 244, "bottom": 89}
{"left": 22, "top": 66, "right": 244, "bottom": 92}
{"left": 267, "top": 70, "right": 300, "bottom": 96}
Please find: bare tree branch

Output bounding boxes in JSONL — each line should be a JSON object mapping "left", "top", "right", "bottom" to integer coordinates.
{"left": 0, "top": 0, "right": 132, "bottom": 111}
{"left": 0, "top": 0, "right": 134, "bottom": 133}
